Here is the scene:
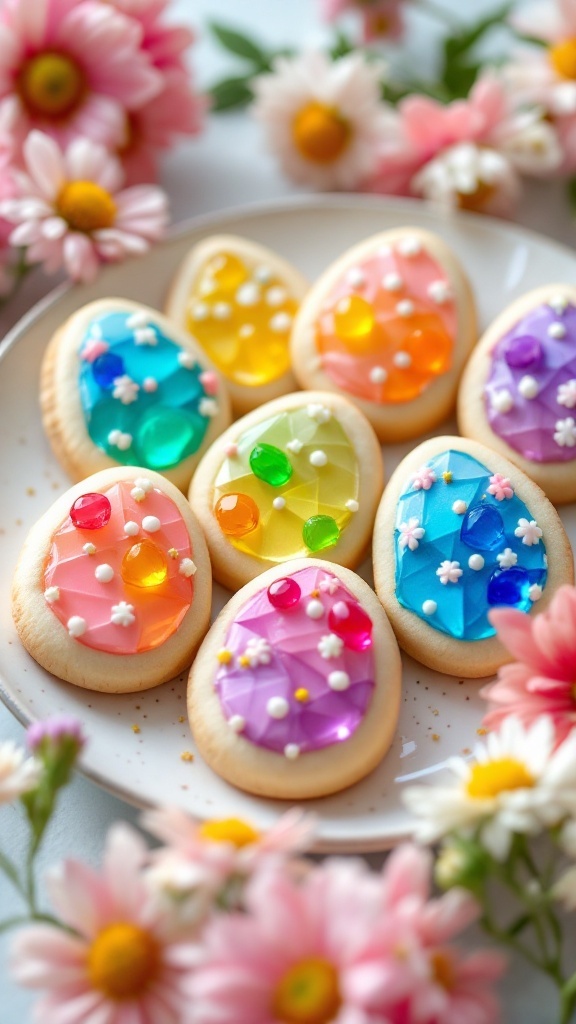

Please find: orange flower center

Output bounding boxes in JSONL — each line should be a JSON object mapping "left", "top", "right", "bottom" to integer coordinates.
{"left": 19, "top": 52, "right": 85, "bottom": 118}
{"left": 292, "top": 102, "right": 351, "bottom": 163}
{"left": 466, "top": 757, "right": 535, "bottom": 799}
{"left": 87, "top": 922, "right": 159, "bottom": 999}
{"left": 273, "top": 958, "right": 341, "bottom": 1024}
{"left": 430, "top": 950, "right": 456, "bottom": 992}
{"left": 199, "top": 817, "right": 260, "bottom": 847}
{"left": 550, "top": 39, "right": 576, "bottom": 80}
{"left": 457, "top": 181, "right": 496, "bottom": 213}
{"left": 56, "top": 181, "right": 117, "bottom": 233}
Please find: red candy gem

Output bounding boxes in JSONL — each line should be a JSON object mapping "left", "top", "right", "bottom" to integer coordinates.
{"left": 70, "top": 492, "right": 112, "bottom": 530}
{"left": 267, "top": 577, "right": 301, "bottom": 610}
{"left": 328, "top": 600, "right": 373, "bottom": 651}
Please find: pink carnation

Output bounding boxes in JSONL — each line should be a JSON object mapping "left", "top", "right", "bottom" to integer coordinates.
{"left": 320, "top": 0, "right": 406, "bottom": 41}
{"left": 482, "top": 585, "right": 576, "bottom": 747}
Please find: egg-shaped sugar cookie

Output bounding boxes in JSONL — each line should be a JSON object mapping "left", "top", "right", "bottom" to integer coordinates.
{"left": 373, "top": 436, "right": 574, "bottom": 678}
{"left": 291, "top": 228, "right": 476, "bottom": 442}
{"left": 458, "top": 285, "right": 576, "bottom": 505}
{"left": 188, "top": 391, "right": 383, "bottom": 590}
{"left": 165, "top": 234, "right": 308, "bottom": 416}
{"left": 189, "top": 559, "right": 401, "bottom": 799}
{"left": 12, "top": 467, "right": 211, "bottom": 693}
{"left": 41, "top": 298, "right": 232, "bottom": 493}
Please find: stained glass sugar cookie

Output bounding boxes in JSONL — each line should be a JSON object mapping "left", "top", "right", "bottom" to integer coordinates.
{"left": 290, "top": 228, "right": 477, "bottom": 441}
{"left": 188, "top": 559, "right": 401, "bottom": 799}
{"left": 373, "top": 435, "right": 574, "bottom": 678}
{"left": 458, "top": 284, "right": 576, "bottom": 505}
{"left": 40, "top": 298, "right": 232, "bottom": 493}
{"left": 165, "top": 234, "right": 308, "bottom": 415}
{"left": 12, "top": 467, "right": 211, "bottom": 693}
{"left": 188, "top": 391, "right": 384, "bottom": 590}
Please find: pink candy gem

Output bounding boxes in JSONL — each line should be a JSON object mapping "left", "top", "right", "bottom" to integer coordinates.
{"left": 81, "top": 339, "right": 109, "bottom": 363}
{"left": 267, "top": 577, "right": 301, "bottom": 610}
{"left": 143, "top": 377, "right": 158, "bottom": 393}
{"left": 70, "top": 493, "right": 112, "bottom": 531}
{"left": 328, "top": 599, "right": 373, "bottom": 651}
{"left": 199, "top": 371, "right": 219, "bottom": 395}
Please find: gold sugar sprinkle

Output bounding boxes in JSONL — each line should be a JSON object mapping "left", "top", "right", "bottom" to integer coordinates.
{"left": 132, "top": 724, "right": 141, "bottom": 734}
{"left": 180, "top": 751, "right": 194, "bottom": 762}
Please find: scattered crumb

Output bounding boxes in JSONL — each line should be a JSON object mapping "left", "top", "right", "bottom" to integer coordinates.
{"left": 431, "top": 708, "right": 439, "bottom": 716}
{"left": 132, "top": 724, "right": 141, "bottom": 734}
{"left": 26, "top": 486, "right": 36, "bottom": 496}
{"left": 178, "top": 715, "right": 185, "bottom": 723}
{"left": 476, "top": 727, "right": 487, "bottom": 736}
{"left": 461, "top": 747, "right": 471, "bottom": 755}
{"left": 431, "top": 733, "right": 440, "bottom": 742}
{"left": 180, "top": 751, "right": 194, "bottom": 763}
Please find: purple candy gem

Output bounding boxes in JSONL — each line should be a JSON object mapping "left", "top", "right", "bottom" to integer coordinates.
{"left": 504, "top": 335, "right": 542, "bottom": 370}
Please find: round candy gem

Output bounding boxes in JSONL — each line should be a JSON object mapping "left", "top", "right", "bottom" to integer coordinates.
{"left": 504, "top": 334, "right": 542, "bottom": 370}
{"left": 215, "top": 493, "right": 259, "bottom": 537}
{"left": 249, "top": 444, "right": 293, "bottom": 487}
{"left": 302, "top": 515, "right": 340, "bottom": 552}
{"left": 92, "top": 352, "right": 125, "bottom": 389}
{"left": 267, "top": 577, "right": 301, "bottom": 609}
{"left": 487, "top": 567, "right": 531, "bottom": 609}
{"left": 208, "top": 252, "right": 247, "bottom": 291}
{"left": 333, "top": 295, "right": 375, "bottom": 347}
{"left": 136, "top": 406, "right": 205, "bottom": 469}
{"left": 121, "top": 539, "right": 168, "bottom": 589}
{"left": 327, "top": 600, "right": 373, "bottom": 651}
{"left": 460, "top": 504, "right": 505, "bottom": 552}
{"left": 70, "top": 492, "right": 111, "bottom": 530}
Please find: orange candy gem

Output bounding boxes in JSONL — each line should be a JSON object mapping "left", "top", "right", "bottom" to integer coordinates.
{"left": 121, "top": 539, "right": 168, "bottom": 589}
{"left": 215, "top": 493, "right": 259, "bottom": 537}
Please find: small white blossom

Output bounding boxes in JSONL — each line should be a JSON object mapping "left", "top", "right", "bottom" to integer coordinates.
{"left": 0, "top": 741, "right": 40, "bottom": 804}
{"left": 554, "top": 416, "right": 576, "bottom": 447}
{"left": 411, "top": 466, "right": 437, "bottom": 491}
{"left": 112, "top": 375, "right": 140, "bottom": 405}
{"left": 557, "top": 380, "right": 576, "bottom": 409}
{"left": 243, "top": 637, "right": 273, "bottom": 667}
{"left": 398, "top": 517, "right": 425, "bottom": 551}
{"left": 111, "top": 602, "right": 136, "bottom": 627}
{"left": 436, "top": 560, "right": 463, "bottom": 585}
{"left": 319, "top": 576, "right": 340, "bottom": 595}
{"left": 515, "top": 518, "right": 542, "bottom": 546}
{"left": 134, "top": 326, "right": 157, "bottom": 346}
{"left": 318, "top": 634, "right": 344, "bottom": 659}
{"left": 497, "top": 547, "right": 518, "bottom": 568}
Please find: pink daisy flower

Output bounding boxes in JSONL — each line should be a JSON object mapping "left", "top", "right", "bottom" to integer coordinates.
{"left": 10, "top": 824, "right": 199, "bottom": 1024}
{"left": 319, "top": 0, "right": 406, "bottom": 42}
{"left": 1, "top": 130, "right": 168, "bottom": 283}
{"left": 0, "top": 0, "right": 162, "bottom": 153}
{"left": 481, "top": 585, "right": 576, "bottom": 747}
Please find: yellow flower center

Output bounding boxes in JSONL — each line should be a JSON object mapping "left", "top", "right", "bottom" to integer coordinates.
{"left": 430, "top": 950, "right": 456, "bottom": 992}
{"left": 56, "top": 181, "right": 117, "bottom": 233}
{"left": 457, "top": 181, "right": 496, "bottom": 213}
{"left": 19, "top": 52, "right": 85, "bottom": 118}
{"left": 466, "top": 757, "right": 535, "bottom": 799}
{"left": 550, "top": 39, "right": 576, "bottom": 80}
{"left": 273, "top": 958, "right": 341, "bottom": 1024}
{"left": 199, "top": 817, "right": 260, "bottom": 847}
{"left": 87, "top": 922, "right": 159, "bottom": 1000}
{"left": 292, "top": 102, "right": 351, "bottom": 164}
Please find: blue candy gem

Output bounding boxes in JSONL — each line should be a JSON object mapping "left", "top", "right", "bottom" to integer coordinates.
{"left": 460, "top": 504, "right": 504, "bottom": 552}
{"left": 92, "top": 352, "right": 125, "bottom": 390}
{"left": 487, "top": 567, "right": 530, "bottom": 608}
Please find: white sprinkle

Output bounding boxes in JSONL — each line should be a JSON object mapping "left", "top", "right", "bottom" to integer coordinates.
{"left": 306, "top": 599, "right": 324, "bottom": 620}
{"left": 328, "top": 670, "right": 350, "bottom": 691}
{"left": 191, "top": 302, "right": 209, "bottom": 321}
{"left": 468, "top": 554, "right": 485, "bottom": 571}
{"left": 518, "top": 375, "right": 539, "bottom": 400}
{"left": 397, "top": 236, "right": 422, "bottom": 257}
{"left": 270, "top": 311, "right": 293, "bottom": 333}
{"left": 273, "top": 496, "right": 286, "bottom": 510}
{"left": 318, "top": 633, "right": 344, "bottom": 659}
{"left": 44, "top": 586, "right": 60, "bottom": 604}
{"left": 111, "top": 602, "right": 135, "bottom": 627}
{"left": 95, "top": 564, "right": 114, "bottom": 583}
{"left": 422, "top": 600, "right": 437, "bottom": 616}
{"left": 497, "top": 548, "right": 518, "bottom": 568}
{"left": 254, "top": 264, "right": 272, "bottom": 284}
{"left": 229, "top": 715, "right": 245, "bottom": 733}
{"left": 142, "top": 516, "right": 161, "bottom": 533}
{"left": 134, "top": 326, "right": 157, "bottom": 346}
{"left": 347, "top": 267, "right": 366, "bottom": 289}
{"left": 307, "top": 403, "right": 331, "bottom": 423}
{"left": 124, "top": 521, "right": 139, "bottom": 536}
{"left": 135, "top": 477, "right": 153, "bottom": 493}
{"left": 131, "top": 487, "right": 146, "bottom": 503}
{"left": 284, "top": 743, "right": 300, "bottom": 760}
{"left": 393, "top": 351, "right": 412, "bottom": 368}
{"left": 369, "top": 366, "right": 387, "bottom": 384}
{"left": 309, "top": 450, "right": 327, "bottom": 467}
{"left": 346, "top": 499, "right": 359, "bottom": 512}
{"left": 266, "top": 286, "right": 288, "bottom": 306}
{"left": 236, "top": 282, "right": 260, "bottom": 307}
{"left": 529, "top": 584, "right": 543, "bottom": 602}
{"left": 126, "top": 310, "right": 149, "bottom": 330}
{"left": 178, "top": 350, "right": 195, "bottom": 369}
{"left": 267, "top": 696, "right": 289, "bottom": 719}
{"left": 286, "top": 439, "right": 303, "bottom": 454}
{"left": 548, "top": 295, "right": 569, "bottom": 315}
{"left": 67, "top": 616, "right": 87, "bottom": 638}
{"left": 452, "top": 500, "right": 467, "bottom": 515}
{"left": 382, "top": 272, "right": 403, "bottom": 292}
{"left": 238, "top": 323, "right": 255, "bottom": 338}
{"left": 213, "top": 302, "right": 232, "bottom": 320}
{"left": 199, "top": 397, "right": 219, "bottom": 418}
{"left": 428, "top": 280, "right": 452, "bottom": 304}
{"left": 548, "top": 322, "right": 567, "bottom": 339}
{"left": 179, "top": 558, "right": 197, "bottom": 577}
{"left": 83, "top": 543, "right": 96, "bottom": 555}
{"left": 396, "top": 299, "right": 415, "bottom": 317}
{"left": 491, "top": 389, "right": 514, "bottom": 414}
{"left": 108, "top": 429, "right": 132, "bottom": 451}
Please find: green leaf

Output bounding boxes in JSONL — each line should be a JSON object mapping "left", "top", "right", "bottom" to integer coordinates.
{"left": 209, "top": 76, "right": 255, "bottom": 113}
{"left": 330, "top": 29, "right": 354, "bottom": 60}
{"left": 441, "top": 59, "right": 482, "bottom": 100}
{"left": 209, "top": 22, "right": 269, "bottom": 67}
{"left": 442, "top": 3, "right": 513, "bottom": 61}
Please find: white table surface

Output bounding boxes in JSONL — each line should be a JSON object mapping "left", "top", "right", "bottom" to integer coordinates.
{"left": 1, "top": 1, "right": 575, "bottom": 1019}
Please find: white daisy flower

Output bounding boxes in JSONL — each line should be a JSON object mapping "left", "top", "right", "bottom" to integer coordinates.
{"left": 554, "top": 416, "right": 576, "bottom": 447}
{"left": 0, "top": 741, "right": 40, "bottom": 804}
{"left": 514, "top": 518, "right": 543, "bottom": 546}
{"left": 243, "top": 637, "right": 273, "bottom": 668}
{"left": 412, "top": 141, "right": 521, "bottom": 217}
{"left": 404, "top": 717, "right": 576, "bottom": 860}
{"left": 252, "top": 51, "right": 394, "bottom": 190}
{"left": 436, "top": 560, "right": 463, "bottom": 585}
{"left": 398, "top": 517, "right": 425, "bottom": 551}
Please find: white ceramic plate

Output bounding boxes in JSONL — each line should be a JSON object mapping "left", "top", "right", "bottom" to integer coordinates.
{"left": 1, "top": 195, "right": 575, "bottom": 852}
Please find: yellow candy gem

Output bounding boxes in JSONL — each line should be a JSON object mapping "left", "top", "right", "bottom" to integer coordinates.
{"left": 238, "top": 654, "right": 250, "bottom": 668}
{"left": 121, "top": 539, "right": 168, "bottom": 589}
{"left": 333, "top": 295, "right": 376, "bottom": 349}
{"left": 442, "top": 471, "right": 453, "bottom": 483}
{"left": 294, "top": 688, "right": 309, "bottom": 703}
{"left": 208, "top": 252, "right": 248, "bottom": 291}
{"left": 217, "top": 648, "right": 232, "bottom": 665}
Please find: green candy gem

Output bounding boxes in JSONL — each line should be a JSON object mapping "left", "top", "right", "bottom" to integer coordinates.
{"left": 249, "top": 443, "right": 293, "bottom": 487}
{"left": 136, "top": 406, "right": 205, "bottom": 469}
{"left": 302, "top": 515, "right": 340, "bottom": 552}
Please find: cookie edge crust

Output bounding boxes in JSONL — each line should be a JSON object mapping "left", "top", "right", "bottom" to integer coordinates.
{"left": 373, "top": 434, "right": 574, "bottom": 678}
{"left": 188, "top": 558, "right": 402, "bottom": 799}
{"left": 12, "top": 466, "right": 212, "bottom": 692}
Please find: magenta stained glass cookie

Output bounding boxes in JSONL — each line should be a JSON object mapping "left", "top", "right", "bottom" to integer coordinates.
{"left": 188, "top": 559, "right": 401, "bottom": 799}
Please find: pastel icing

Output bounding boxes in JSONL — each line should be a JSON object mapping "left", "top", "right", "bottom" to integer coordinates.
{"left": 215, "top": 566, "right": 375, "bottom": 757}
{"left": 186, "top": 251, "right": 299, "bottom": 387}
{"left": 44, "top": 481, "right": 194, "bottom": 654}
{"left": 315, "top": 237, "right": 456, "bottom": 404}
{"left": 212, "top": 405, "right": 359, "bottom": 561}
{"left": 79, "top": 310, "right": 219, "bottom": 471}
{"left": 484, "top": 297, "right": 576, "bottom": 462}
{"left": 393, "top": 451, "right": 547, "bottom": 641}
